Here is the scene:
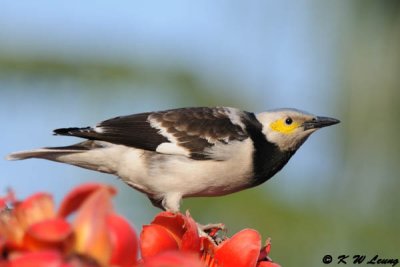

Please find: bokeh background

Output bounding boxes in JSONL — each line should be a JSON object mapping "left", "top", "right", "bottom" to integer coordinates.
{"left": 1, "top": 1, "right": 399, "bottom": 265}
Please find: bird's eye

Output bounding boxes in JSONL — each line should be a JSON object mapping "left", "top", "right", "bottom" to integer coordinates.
{"left": 285, "top": 117, "right": 293, "bottom": 125}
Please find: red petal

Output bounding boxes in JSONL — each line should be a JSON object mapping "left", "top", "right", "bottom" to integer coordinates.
{"left": 181, "top": 211, "right": 201, "bottom": 253}
{"left": 23, "top": 218, "right": 72, "bottom": 251}
{"left": 58, "top": 183, "right": 116, "bottom": 218}
{"left": 1, "top": 193, "right": 55, "bottom": 245}
{"left": 151, "top": 212, "right": 185, "bottom": 243}
{"left": 140, "top": 224, "right": 179, "bottom": 259}
{"left": 8, "top": 250, "right": 63, "bottom": 267}
{"left": 107, "top": 214, "right": 138, "bottom": 267}
{"left": 0, "top": 198, "right": 6, "bottom": 210}
{"left": 257, "top": 261, "right": 281, "bottom": 267}
{"left": 26, "top": 218, "right": 72, "bottom": 243}
{"left": 150, "top": 211, "right": 200, "bottom": 252}
{"left": 15, "top": 193, "right": 55, "bottom": 228}
{"left": 214, "top": 229, "right": 261, "bottom": 267}
{"left": 141, "top": 251, "right": 205, "bottom": 267}
{"left": 73, "top": 187, "right": 113, "bottom": 266}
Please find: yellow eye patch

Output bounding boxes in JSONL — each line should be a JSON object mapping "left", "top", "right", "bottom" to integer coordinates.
{"left": 270, "top": 118, "right": 300, "bottom": 134}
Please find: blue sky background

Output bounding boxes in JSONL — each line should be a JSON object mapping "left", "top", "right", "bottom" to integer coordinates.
{"left": 1, "top": 1, "right": 399, "bottom": 265}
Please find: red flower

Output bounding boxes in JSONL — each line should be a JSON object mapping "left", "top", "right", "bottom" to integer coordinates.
{"left": 140, "top": 211, "right": 200, "bottom": 259}
{"left": 211, "top": 229, "right": 261, "bottom": 267}
{"left": 108, "top": 214, "right": 138, "bottom": 267}
{"left": 0, "top": 192, "right": 56, "bottom": 250}
{"left": 257, "top": 262, "right": 282, "bottom": 267}
{"left": 139, "top": 211, "right": 280, "bottom": 267}
{"left": 7, "top": 250, "right": 66, "bottom": 267}
{"left": 0, "top": 183, "right": 138, "bottom": 267}
{"left": 201, "top": 229, "right": 280, "bottom": 267}
{"left": 140, "top": 251, "right": 205, "bottom": 267}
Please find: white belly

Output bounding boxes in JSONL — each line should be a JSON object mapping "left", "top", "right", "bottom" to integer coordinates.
{"left": 115, "top": 139, "right": 254, "bottom": 198}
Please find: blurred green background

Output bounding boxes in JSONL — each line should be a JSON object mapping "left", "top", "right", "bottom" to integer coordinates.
{"left": 1, "top": 1, "right": 399, "bottom": 265}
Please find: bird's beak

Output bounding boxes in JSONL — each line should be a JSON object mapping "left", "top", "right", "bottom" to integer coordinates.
{"left": 303, "top": 116, "right": 340, "bottom": 130}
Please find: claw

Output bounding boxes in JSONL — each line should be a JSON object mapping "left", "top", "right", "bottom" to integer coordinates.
{"left": 197, "top": 222, "right": 226, "bottom": 245}
{"left": 198, "top": 223, "right": 225, "bottom": 235}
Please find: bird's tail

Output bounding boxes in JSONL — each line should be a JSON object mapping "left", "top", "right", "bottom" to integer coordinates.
{"left": 6, "top": 142, "right": 91, "bottom": 161}
{"left": 5, "top": 141, "right": 117, "bottom": 174}
{"left": 6, "top": 148, "right": 81, "bottom": 161}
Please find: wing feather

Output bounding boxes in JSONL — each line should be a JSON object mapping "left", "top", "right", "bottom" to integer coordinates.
{"left": 54, "top": 107, "right": 251, "bottom": 160}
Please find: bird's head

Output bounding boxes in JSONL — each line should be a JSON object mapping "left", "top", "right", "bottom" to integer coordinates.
{"left": 256, "top": 108, "right": 340, "bottom": 152}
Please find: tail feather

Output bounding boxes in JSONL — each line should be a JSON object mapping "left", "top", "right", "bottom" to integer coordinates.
{"left": 53, "top": 127, "right": 94, "bottom": 138}
{"left": 7, "top": 140, "right": 119, "bottom": 174}
{"left": 5, "top": 141, "right": 98, "bottom": 161}
{"left": 6, "top": 148, "right": 84, "bottom": 161}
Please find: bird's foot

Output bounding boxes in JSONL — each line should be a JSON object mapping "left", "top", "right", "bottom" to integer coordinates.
{"left": 198, "top": 222, "right": 225, "bottom": 234}
{"left": 197, "top": 222, "right": 226, "bottom": 245}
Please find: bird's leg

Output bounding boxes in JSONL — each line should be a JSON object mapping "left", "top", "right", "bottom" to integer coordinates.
{"left": 197, "top": 222, "right": 226, "bottom": 244}
{"left": 161, "top": 193, "right": 182, "bottom": 213}
{"left": 150, "top": 195, "right": 225, "bottom": 243}
{"left": 149, "top": 193, "right": 183, "bottom": 213}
